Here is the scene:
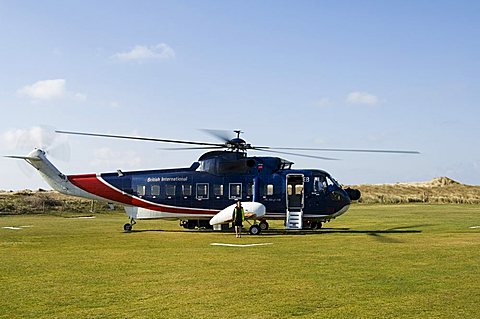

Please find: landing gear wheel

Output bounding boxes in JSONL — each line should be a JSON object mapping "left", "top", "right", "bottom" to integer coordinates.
{"left": 249, "top": 225, "right": 261, "bottom": 235}
{"left": 311, "top": 222, "right": 323, "bottom": 230}
{"left": 259, "top": 220, "right": 269, "bottom": 231}
{"left": 123, "top": 223, "right": 133, "bottom": 232}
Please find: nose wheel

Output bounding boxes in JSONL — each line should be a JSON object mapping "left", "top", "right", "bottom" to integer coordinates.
{"left": 259, "top": 220, "right": 269, "bottom": 231}
{"left": 249, "top": 225, "right": 261, "bottom": 235}
{"left": 310, "top": 221, "right": 323, "bottom": 230}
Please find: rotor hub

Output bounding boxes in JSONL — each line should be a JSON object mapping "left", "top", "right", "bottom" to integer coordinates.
{"left": 226, "top": 138, "right": 251, "bottom": 151}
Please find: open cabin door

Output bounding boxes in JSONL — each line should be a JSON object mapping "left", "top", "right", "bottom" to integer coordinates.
{"left": 286, "top": 174, "right": 304, "bottom": 229}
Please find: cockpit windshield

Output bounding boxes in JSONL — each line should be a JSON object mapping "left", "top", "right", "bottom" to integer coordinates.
{"left": 314, "top": 174, "right": 341, "bottom": 192}
{"left": 326, "top": 175, "right": 341, "bottom": 188}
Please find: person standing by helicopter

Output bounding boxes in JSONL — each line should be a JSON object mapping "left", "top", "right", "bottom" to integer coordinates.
{"left": 232, "top": 200, "right": 245, "bottom": 238}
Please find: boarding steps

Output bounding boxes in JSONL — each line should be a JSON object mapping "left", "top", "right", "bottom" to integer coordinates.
{"left": 286, "top": 209, "right": 303, "bottom": 230}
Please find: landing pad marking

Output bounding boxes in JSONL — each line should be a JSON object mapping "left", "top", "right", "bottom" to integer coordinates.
{"left": 2, "top": 225, "right": 33, "bottom": 230}
{"left": 210, "top": 243, "right": 273, "bottom": 247}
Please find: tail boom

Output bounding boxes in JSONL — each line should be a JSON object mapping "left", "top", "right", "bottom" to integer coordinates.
{"left": 10, "top": 149, "right": 105, "bottom": 202}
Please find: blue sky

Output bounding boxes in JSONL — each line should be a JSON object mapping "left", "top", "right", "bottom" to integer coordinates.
{"left": 1, "top": 0, "right": 479, "bottom": 190}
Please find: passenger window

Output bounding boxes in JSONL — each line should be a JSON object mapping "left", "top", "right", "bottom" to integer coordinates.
{"left": 287, "top": 184, "right": 292, "bottom": 196}
{"left": 213, "top": 184, "right": 224, "bottom": 197}
{"left": 266, "top": 184, "right": 274, "bottom": 196}
{"left": 182, "top": 184, "right": 192, "bottom": 196}
{"left": 165, "top": 184, "right": 176, "bottom": 197}
{"left": 151, "top": 185, "right": 160, "bottom": 196}
{"left": 295, "top": 184, "right": 303, "bottom": 194}
{"left": 246, "top": 183, "right": 254, "bottom": 196}
{"left": 196, "top": 183, "right": 209, "bottom": 199}
{"left": 229, "top": 183, "right": 242, "bottom": 199}
{"left": 137, "top": 185, "right": 145, "bottom": 196}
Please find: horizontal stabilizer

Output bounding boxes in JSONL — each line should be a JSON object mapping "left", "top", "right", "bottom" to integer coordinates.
{"left": 210, "top": 202, "right": 266, "bottom": 225}
{"left": 4, "top": 155, "right": 42, "bottom": 161}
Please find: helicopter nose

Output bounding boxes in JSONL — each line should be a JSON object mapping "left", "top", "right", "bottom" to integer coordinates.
{"left": 342, "top": 190, "right": 351, "bottom": 205}
{"left": 329, "top": 189, "right": 351, "bottom": 205}
{"left": 330, "top": 191, "right": 351, "bottom": 217}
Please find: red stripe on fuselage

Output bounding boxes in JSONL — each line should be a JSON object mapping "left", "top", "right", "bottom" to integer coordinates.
{"left": 67, "top": 174, "right": 216, "bottom": 215}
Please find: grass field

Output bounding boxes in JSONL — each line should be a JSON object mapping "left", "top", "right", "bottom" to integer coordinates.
{"left": 1, "top": 204, "right": 479, "bottom": 318}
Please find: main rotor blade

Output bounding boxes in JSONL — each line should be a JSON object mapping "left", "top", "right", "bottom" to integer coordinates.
{"left": 253, "top": 149, "right": 339, "bottom": 161}
{"left": 255, "top": 146, "right": 420, "bottom": 154}
{"left": 158, "top": 146, "right": 226, "bottom": 150}
{"left": 56, "top": 130, "right": 226, "bottom": 147}
{"left": 199, "top": 129, "right": 234, "bottom": 143}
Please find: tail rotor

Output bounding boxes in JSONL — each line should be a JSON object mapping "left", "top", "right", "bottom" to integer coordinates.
{"left": 6, "top": 125, "right": 70, "bottom": 179}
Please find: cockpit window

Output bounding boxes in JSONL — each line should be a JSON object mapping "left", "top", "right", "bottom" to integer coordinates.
{"left": 314, "top": 176, "right": 327, "bottom": 192}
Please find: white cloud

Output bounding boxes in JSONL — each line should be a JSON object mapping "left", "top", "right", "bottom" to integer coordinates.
{"left": 17, "top": 79, "right": 86, "bottom": 101}
{"left": 109, "top": 101, "right": 120, "bottom": 108}
{"left": 1, "top": 126, "right": 55, "bottom": 150}
{"left": 52, "top": 48, "right": 63, "bottom": 56}
{"left": 74, "top": 93, "right": 87, "bottom": 101}
{"left": 91, "top": 147, "right": 142, "bottom": 169}
{"left": 313, "top": 137, "right": 326, "bottom": 145}
{"left": 112, "top": 43, "right": 175, "bottom": 62}
{"left": 315, "top": 97, "right": 332, "bottom": 108}
{"left": 366, "top": 132, "right": 387, "bottom": 143}
{"left": 18, "top": 79, "right": 66, "bottom": 100}
{"left": 346, "top": 91, "right": 379, "bottom": 106}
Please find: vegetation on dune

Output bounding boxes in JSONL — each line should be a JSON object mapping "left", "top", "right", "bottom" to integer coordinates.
{"left": 350, "top": 177, "right": 480, "bottom": 204}
{"left": 0, "top": 190, "right": 121, "bottom": 215}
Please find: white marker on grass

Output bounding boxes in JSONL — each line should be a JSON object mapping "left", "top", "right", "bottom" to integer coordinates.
{"left": 2, "top": 225, "right": 33, "bottom": 230}
{"left": 210, "top": 243, "right": 273, "bottom": 247}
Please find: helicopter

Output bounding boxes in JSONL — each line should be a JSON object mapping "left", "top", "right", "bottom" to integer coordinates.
{"left": 7, "top": 130, "right": 419, "bottom": 235}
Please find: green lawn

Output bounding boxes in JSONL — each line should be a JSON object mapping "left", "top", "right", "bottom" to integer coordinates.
{"left": 1, "top": 204, "right": 479, "bottom": 318}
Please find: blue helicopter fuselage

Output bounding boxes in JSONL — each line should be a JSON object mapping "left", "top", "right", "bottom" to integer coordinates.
{"left": 85, "top": 151, "right": 353, "bottom": 223}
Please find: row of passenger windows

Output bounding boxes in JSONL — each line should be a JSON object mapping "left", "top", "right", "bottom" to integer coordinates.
{"left": 136, "top": 183, "right": 275, "bottom": 199}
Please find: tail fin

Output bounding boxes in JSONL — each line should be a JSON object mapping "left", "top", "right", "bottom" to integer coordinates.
{"left": 5, "top": 149, "right": 70, "bottom": 192}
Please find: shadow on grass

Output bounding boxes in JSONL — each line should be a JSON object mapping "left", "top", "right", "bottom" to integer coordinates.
{"left": 259, "top": 224, "right": 431, "bottom": 243}
{"left": 127, "top": 224, "right": 429, "bottom": 243}
{"left": 253, "top": 228, "right": 421, "bottom": 241}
